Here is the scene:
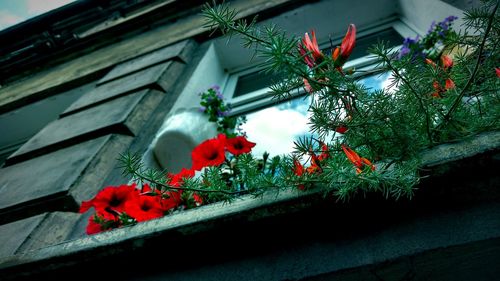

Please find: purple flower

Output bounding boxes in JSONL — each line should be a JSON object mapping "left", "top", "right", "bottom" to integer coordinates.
{"left": 397, "top": 36, "right": 419, "bottom": 59}
{"left": 445, "top": 16, "right": 458, "bottom": 22}
{"left": 427, "top": 21, "right": 436, "bottom": 34}
{"left": 439, "top": 21, "right": 449, "bottom": 31}
{"left": 199, "top": 106, "right": 206, "bottom": 113}
{"left": 398, "top": 47, "right": 410, "bottom": 59}
{"left": 217, "top": 110, "right": 230, "bottom": 117}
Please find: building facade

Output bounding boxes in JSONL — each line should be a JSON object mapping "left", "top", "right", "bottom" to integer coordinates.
{"left": 0, "top": 0, "right": 499, "bottom": 280}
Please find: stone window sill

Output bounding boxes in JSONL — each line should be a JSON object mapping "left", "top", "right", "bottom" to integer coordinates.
{"left": 0, "top": 131, "right": 499, "bottom": 280}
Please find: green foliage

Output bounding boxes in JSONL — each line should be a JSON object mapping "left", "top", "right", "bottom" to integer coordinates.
{"left": 119, "top": 0, "right": 498, "bottom": 205}
{"left": 198, "top": 86, "right": 246, "bottom": 137}
{"left": 198, "top": 0, "right": 499, "bottom": 199}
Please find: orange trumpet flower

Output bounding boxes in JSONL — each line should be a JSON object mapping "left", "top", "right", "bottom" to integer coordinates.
{"left": 332, "top": 24, "right": 356, "bottom": 68}
{"left": 441, "top": 55, "right": 453, "bottom": 70}
{"left": 303, "top": 30, "right": 323, "bottom": 60}
{"left": 299, "top": 30, "right": 324, "bottom": 68}
{"left": 341, "top": 144, "right": 375, "bottom": 174}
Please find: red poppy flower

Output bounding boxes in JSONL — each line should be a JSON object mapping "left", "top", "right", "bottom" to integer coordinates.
{"left": 332, "top": 24, "right": 356, "bottom": 68}
{"left": 191, "top": 134, "right": 227, "bottom": 170}
{"left": 86, "top": 215, "right": 104, "bottom": 235}
{"left": 160, "top": 193, "right": 182, "bottom": 211}
{"left": 164, "top": 168, "right": 196, "bottom": 209}
{"left": 80, "top": 184, "right": 139, "bottom": 215}
{"left": 168, "top": 168, "right": 195, "bottom": 187}
{"left": 193, "top": 193, "right": 204, "bottom": 206}
{"left": 125, "top": 195, "right": 165, "bottom": 222}
{"left": 341, "top": 144, "right": 375, "bottom": 173}
{"left": 139, "top": 183, "right": 181, "bottom": 212}
{"left": 226, "top": 136, "right": 256, "bottom": 155}
{"left": 85, "top": 214, "right": 119, "bottom": 235}
{"left": 495, "top": 67, "right": 500, "bottom": 78}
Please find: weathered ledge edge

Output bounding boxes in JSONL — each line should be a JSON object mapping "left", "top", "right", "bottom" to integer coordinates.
{"left": 0, "top": 130, "right": 499, "bottom": 275}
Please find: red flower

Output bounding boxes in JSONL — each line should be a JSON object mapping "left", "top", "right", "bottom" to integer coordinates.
{"left": 192, "top": 193, "right": 204, "bottom": 206}
{"left": 161, "top": 193, "right": 182, "bottom": 211}
{"left": 125, "top": 194, "right": 165, "bottom": 222}
{"left": 431, "top": 81, "right": 442, "bottom": 98}
{"left": 293, "top": 158, "right": 306, "bottom": 190}
{"left": 80, "top": 184, "right": 139, "bottom": 215}
{"left": 341, "top": 144, "right": 375, "bottom": 174}
{"left": 306, "top": 152, "right": 322, "bottom": 174}
{"left": 303, "top": 78, "right": 313, "bottom": 93}
{"left": 303, "top": 77, "right": 328, "bottom": 93}
{"left": 445, "top": 78, "right": 455, "bottom": 89}
{"left": 293, "top": 142, "right": 329, "bottom": 183}
{"left": 293, "top": 158, "right": 305, "bottom": 177}
{"left": 425, "top": 58, "right": 436, "bottom": 67}
{"left": 191, "top": 134, "right": 227, "bottom": 170}
{"left": 299, "top": 44, "right": 315, "bottom": 68}
{"left": 317, "top": 142, "right": 330, "bottom": 161}
{"left": 299, "top": 30, "right": 324, "bottom": 68}
{"left": 85, "top": 214, "right": 120, "bottom": 235}
{"left": 86, "top": 215, "right": 105, "bottom": 235}
{"left": 496, "top": 67, "right": 500, "bottom": 78}
{"left": 441, "top": 55, "right": 453, "bottom": 69}
{"left": 226, "top": 136, "right": 256, "bottom": 155}
{"left": 168, "top": 168, "right": 195, "bottom": 187}
{"left": 140, "top": 183, "right": 181, "bottom": 212}
{"left": 332, "top": 24, "right": 356, "bottom": 68}
{"left": 335, "top": 125, "right": 348, "bottom": 134}
{"left": 306, "top": 142, "right": 330, "bottom": 174}
{"left": 431, "top": 78, "right": 455, "bottom": 98}
{"left": 164, "top": 168, "right": 195, "bottom": 210}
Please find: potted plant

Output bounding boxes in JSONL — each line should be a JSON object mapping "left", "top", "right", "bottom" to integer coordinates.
{"left": 79, "top": 0, "right": 499, "bottom": 234}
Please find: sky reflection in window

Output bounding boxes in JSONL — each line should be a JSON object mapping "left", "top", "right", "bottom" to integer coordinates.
{"left": 239, "top": 71, "right": 394, "bottom": 157}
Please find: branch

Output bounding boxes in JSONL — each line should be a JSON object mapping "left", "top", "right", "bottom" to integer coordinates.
{"left": 443, "top": 0, "right": 499, "bottom": 120}
{"left": 384, "top": 56, "right": 434, "bottom": 144}
{"left": 132, "top": 168, "right": 249, "bottom": 196}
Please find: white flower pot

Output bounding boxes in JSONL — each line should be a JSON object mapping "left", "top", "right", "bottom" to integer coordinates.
{"left": 151, "top": 108, "right": 218, "bottom": 173}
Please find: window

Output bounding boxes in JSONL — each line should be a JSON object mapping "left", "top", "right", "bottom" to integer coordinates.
{"left": 220, "top": 21, "right": 415, "bottom": 157}
{"left": 148, "top": 0, "right": 429, "bottom": 171}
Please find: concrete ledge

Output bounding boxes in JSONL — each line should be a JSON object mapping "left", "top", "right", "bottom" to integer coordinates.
{"left": 0, "top": 131, "right": 498, "bottom": 280}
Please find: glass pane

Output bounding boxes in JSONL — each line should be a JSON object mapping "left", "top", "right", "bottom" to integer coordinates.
{"left": 239, "top": 71, "right": 394, "bottom": 157}
{"left": 232, "top": 28, "right": 402, "bottom": 98}
{"left": 344, "top": 28, "right": 403, "bottom": 61}
{"left": 360, "top": 71, "right": 395, "bottom": 93}
{"left": 240, "top": 96, "right": 312, "bottom": 157}
{"left": 233, "top": 71, "right": 282, "bottom": 98}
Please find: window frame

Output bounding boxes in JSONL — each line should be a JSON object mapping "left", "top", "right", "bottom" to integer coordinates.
{"left": 222, "top": 20, "right": 418, "bottom": 117}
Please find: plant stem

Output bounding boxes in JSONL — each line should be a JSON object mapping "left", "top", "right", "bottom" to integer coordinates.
{"left": 443, "top": 0, "right": 499, "bottom": 120}
{"left": 132, "top": 169, "right": 247, "bottom": 195}
{"left": 384, "top": 57, "right": 434, "bottom": 144}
